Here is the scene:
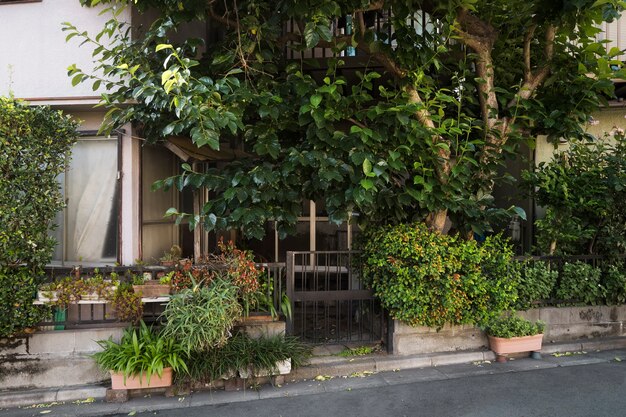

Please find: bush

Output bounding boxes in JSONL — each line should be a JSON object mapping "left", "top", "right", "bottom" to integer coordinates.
{"left": 523, "top": 135, "right": 626, "bottom": 255}
{"left": 92, "top": 321, "right": 187, "bottom": 384}
{"left": 181, "top": 332, "right": 311, "bottom": 384}
{"left": 161, "top": 276, "right": 242, "bottom": 353}
{"left": 603, "top": 263, "right": 626, "bottom": 305}
{"left": 556, "top": 262, "right": 604, "bottom": 305}
{"left": 360, "top": 223, "right": 518, "bottom": 329}
{"left": 0, "top": 98, "right": 78, "bottom": 337}
{"left": 515, "top": 261, "right": 558, "bottom": 310}
{"left": 484, "top": 314, "right": 545, "bottom": 338}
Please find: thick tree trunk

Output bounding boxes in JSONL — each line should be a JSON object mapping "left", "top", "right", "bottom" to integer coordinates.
{"left": 425, "top": 210, "right": 448, "bottom": 234}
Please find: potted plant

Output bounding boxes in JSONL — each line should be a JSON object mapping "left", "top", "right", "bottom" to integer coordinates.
{"left": 109, "top": 283, "right": 144, "bottom": 324}
{"left": 484, "top": 314, "right": 545, "bottom": 362}
{"left": 37, "top": 281, "right": 59, "bottom": 302}
{"left": 131, "top": 273, "right": 171, "bottom": 298}
{"left": 92, "top": 321, "right": 188, "bottom": 390}
{"left": 159, "top": 245, "right": 182, "bottom": 267}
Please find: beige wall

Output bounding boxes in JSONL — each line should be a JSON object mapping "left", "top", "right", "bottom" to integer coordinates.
{"left": 0, "top": 0, "right": 130, "bottom": 99}
{"left": 535, "top": 106, "right": 625, "bottom": 166}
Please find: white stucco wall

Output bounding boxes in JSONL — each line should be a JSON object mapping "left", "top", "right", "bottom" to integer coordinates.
{"left": 0, "top": 0, "right": 130, "bottom": 99}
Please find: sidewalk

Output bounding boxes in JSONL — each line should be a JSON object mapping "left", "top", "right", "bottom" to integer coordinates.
{"left": 2, "top": 337, "right": 626, "bottom": 417}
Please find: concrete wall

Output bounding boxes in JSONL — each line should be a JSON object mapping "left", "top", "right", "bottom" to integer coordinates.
{"left": 0, "top": 319, "right": 285, "bottom": 392}
{"left": 392, "top": 305, "right": 626, "bottom": 355}
{"left": 0, "top": 327, "right": 124, "bottom": 391}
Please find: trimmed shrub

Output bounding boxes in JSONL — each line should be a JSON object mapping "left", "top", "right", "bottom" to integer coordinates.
{"left": 515, "top": 261, "right": 558, "bottom": 310}
{"left": 556, "top": 262, "right": 604, "bottom": 305}
{"left": 359, "top": 223, "right": 518, "bottom": 329}
{"left": 603, "top": 263, "right": 626, "bottom": 305}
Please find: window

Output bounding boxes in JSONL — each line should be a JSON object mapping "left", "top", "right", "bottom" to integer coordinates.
{"left": 51, "top": 135, "right": 120, "bottom": 265}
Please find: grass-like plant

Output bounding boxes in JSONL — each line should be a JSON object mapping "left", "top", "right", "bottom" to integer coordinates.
{"left": 181, "top": 332, "right": 311, "bottom": 383}
{"left": 161, "top": 276, "right": 243, "bottom": 353}
{"left": 92, "top": 321, "right": 188, "bottom": 384}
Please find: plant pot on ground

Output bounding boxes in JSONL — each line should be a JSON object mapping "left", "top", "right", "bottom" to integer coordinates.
{"left": 92, "top": 321, "right": 187, "bottom": 390}
{"left": 484, "top": 314, "right": 545, "bottom": 362}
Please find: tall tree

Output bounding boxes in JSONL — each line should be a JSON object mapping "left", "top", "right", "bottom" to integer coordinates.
{"left": 66, "top": 0, "right": 625, "bottom": 239}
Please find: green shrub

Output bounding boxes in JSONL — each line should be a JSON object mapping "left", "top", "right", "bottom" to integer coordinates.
{"left": 0, "top": 98, "right": 78, "bottom": 337}
{"left": 92, "top": 321, "right": 187, "bottom": 384}
{"left": 515, "top": 261, "right": 558, "bottom": 310}
{"left": 484, "top": 314, "right": 545, "bottom": 338}
{"left": 603, "top": 263, "right": 626, "bottom": 305}
{"left": 556, "top": 262, "right": 604, "bottom": 305}
{"left": 161, "top": 276, "right": 242, "bottom": 353}
{"left": 181, "top": 332, "right": 311, "bottom": 384}
{"left": 360, "top": 223, "right": 518, "bottom": 329}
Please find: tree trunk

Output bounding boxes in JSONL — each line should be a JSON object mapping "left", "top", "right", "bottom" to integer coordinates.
{"left": 425, "top": 210, "right": 448, "bottom": 234}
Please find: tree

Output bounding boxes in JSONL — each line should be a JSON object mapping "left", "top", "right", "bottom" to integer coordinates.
{"left": 66, "top": 0, "right": 625, "bottom": 239}
{"left": 523, "top": 132, "right": 626, "bottom": 256}
{"left": 0, "top": 98, "right": 78, "bottom": 336}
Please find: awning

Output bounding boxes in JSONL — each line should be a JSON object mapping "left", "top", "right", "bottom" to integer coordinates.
{"left": 165, "top": 136, "right": 251, "bottom": 162}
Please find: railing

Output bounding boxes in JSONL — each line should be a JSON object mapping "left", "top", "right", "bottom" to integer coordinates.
{"left": 37, "top": 262, "right": 286, "bottom": 330}
{"left": 285, "top": 251, "right": 386, "bottom": 345}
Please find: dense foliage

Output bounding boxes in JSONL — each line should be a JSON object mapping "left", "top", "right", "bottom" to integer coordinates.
{"left": 0, "top": 98, "right": 78, "bottom": 337}
{"left": 360, "top": 223, "right": 519, "bottom": 328}
{"left": 513, "top": 259, "right": 626, "bottom": 307}
{"left": 161, "top": 276, "right": 243, "bottom": 353}
{"left": 523, "top": 134, "right": 626, "bottom": 255}
{"left": 182, "top": 332, "right": 311, "bottom": 384}
{"left": 514, "top": 261, "right": 559, "bottom": 310}
{"left": 66, "top": 0, "right": 625, "bottom": 238}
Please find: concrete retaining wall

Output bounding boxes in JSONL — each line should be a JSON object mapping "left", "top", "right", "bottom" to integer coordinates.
{"left": 0, "top": 319, "right": 286, "bottom": 392}
{"left": 0, "top": 327, "right": 125, "bottom": 391}
{"left": 392, "top": 305, "right": 626, "bottom": 355}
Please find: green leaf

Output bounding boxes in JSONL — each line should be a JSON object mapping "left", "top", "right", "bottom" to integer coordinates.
{"left": 155, "top": 44, "right": 173, "bottom": 52}
{"left": 310, "top": 94, "right": 322, "bottom": 107}
{"left": 362, "top": 159, "right": 372, "bottom": 175}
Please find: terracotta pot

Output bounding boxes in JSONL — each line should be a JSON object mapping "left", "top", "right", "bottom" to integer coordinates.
{"left": 488, "top": 333, "right": 543, "bottom": 355}
{"left": 110, "top": 367, "right": 173, "bottom": 390}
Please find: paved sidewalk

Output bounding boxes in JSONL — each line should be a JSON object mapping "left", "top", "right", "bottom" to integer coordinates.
{"left": 1, "top": 344, "right": 626, "bottom": 417}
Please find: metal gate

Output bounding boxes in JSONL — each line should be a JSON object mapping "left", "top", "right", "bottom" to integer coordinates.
{"left": 286, "top": 251, "right": 386, "bottom": 344}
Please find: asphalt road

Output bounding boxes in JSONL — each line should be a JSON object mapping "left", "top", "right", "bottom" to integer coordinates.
{"left": 115, "top": 361, "right": 626, "bottom": 417}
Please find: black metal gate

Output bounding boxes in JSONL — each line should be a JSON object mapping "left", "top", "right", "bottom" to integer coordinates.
{"left": 286, "top": 251, "right": 386, "bottom": 344}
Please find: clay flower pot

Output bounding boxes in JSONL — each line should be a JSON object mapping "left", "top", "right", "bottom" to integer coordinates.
{"left": 110, "top": 367, "right": 173, "bottom": 390}
{"left": 488, "top": 333, "right": 544, "bottom": 355}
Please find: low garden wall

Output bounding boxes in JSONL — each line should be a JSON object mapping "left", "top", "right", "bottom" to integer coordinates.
{"left": 0, "top": 327, "right": 124, "bottom": 391}
{"left": 392, "top": 305, "right": 626, "bottom": 355}
{"left": 0, "top": 318, "right": 286, "bottom": 392}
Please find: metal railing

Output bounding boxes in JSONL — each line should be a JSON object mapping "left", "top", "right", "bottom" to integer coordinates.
{"left": 285, "top": 251, "right": 386, "bottom": 344}
{"left": 37, "top": 262, "right": 287, "bottom": 329}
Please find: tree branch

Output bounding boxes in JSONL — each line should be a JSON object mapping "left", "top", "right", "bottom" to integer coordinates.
{"left": 456, "top": 9, "right": 498, "bottom": 129}
{"left": 207, "top": 3, "right": 240, "bottom": 30}
{"left": 510, "top": 24, "right": 556, "bottom": 107}
{"left": 523, "top": 24, "right": 537, "bottom": 83}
